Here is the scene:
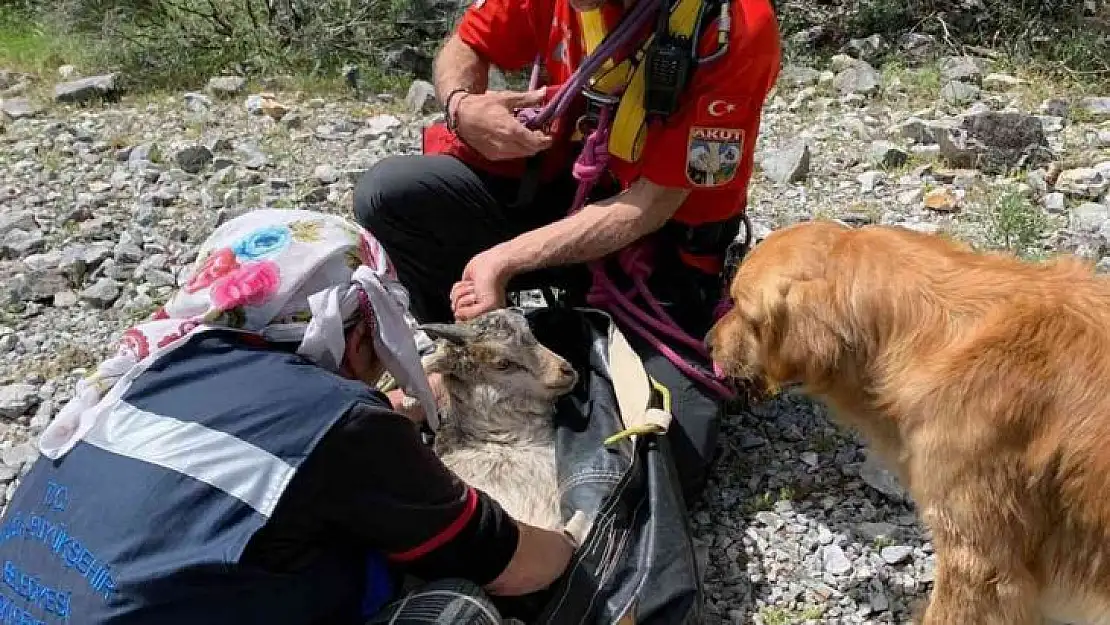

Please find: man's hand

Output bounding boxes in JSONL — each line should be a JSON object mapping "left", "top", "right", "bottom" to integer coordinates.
{"left": 454, "top": 89, "right": 553, "bottom": 161}
{"left": 451, "top": 247, "right": 513, "bottom": 321}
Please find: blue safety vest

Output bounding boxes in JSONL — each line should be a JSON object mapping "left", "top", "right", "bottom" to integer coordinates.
{"left": 0, "top": 330, "right": 395, "bottom": 625}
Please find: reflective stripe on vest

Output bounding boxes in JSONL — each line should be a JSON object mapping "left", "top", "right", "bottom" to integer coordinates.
{"left": 82, "top": 400, "right": 295, "bottom": 519}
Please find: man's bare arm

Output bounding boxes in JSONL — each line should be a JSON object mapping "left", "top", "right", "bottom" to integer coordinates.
{"left": 497, "top": 179, "right": 690, "bottom": 275}
{"left": 433, "top": 32, "right": 490, "bottom": 104}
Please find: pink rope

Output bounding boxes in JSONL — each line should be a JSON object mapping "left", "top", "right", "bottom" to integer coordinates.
{"left": 512, "top": 9, "right": 739, "bottom": 401}
{"left": 561, "top": 107, "right": 736, "bottom": 400}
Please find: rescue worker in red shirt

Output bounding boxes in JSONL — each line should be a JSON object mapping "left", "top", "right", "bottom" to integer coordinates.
{"left": 354, "top": 0, "right": 781, "bottom": 502}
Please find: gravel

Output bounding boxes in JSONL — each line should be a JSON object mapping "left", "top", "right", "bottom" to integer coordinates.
{"left": 1, "top": 39, "right": 1108, "bottom": 622}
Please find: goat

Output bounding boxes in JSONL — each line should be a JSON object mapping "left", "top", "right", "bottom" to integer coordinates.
{"left": 419, "top": 308, "right": 578, "bottom": 533}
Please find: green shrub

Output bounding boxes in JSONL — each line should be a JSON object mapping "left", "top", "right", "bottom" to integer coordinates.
{"left": 774, "top": 0, "right": 1109, "bottom": 82}
{"left": 1, "top": 0, "right": 436, "bottom": 91}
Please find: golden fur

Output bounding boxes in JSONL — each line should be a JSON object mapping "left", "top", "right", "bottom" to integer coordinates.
{"left": 706, "top": 219, "right": 1110, "bottom": 624}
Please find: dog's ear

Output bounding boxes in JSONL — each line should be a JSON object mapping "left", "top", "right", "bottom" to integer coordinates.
{"left": 760, "top": 278, "right": 843, "bottom": 387}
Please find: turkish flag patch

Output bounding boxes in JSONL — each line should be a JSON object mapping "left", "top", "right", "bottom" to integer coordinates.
{"left": 694, "top": 94, "right": 749, "bottom": 124}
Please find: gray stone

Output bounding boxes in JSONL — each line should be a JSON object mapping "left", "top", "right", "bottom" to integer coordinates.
{"left": 858, "top": 171, "right": 885, "bottom": 193}
{"left": 896, "top": 117, "right": 933, "bottom": 144}
{"left": 207, "top": 76, "right": 247, "bottom": 98}
{"left": 2, "top": 229, "right": 45, "bottom": 259}
{"left": 789, "top": 25, "right": 825, "bottom": 48}
{"left": 780, "top": 65, "right": 822, "bottom": 88}
{"left": 114, "top": 239, "right": 144, "bottom": 265}
{"left": 22, "top": 270, "right": 69, "bottom": 303}
{"left": 844, "top": 34, "right": 888, "bottom": 63}
{"left": 1, "top": 442, "right": 39, "bottom": 468}
{"left": 761, "top": 140, "right": 811, "bottom": 184}
{"left": 79, "top": 278, "right": 121, "bottom": 308}
{"left": 365, "top": 114, "right": 403, "bottom": 138}
{"left": 54, "top": 73, "right": 119, "bottom": 104}
{"left": 832, "top": 62, "right": 882, "bottom": 97}
{"left": 1044, "top": 192, "right": 1067, "bottom": 213}
{"left": 939, "top": 56, "right": 986, "bottom": 84}
{"left": 314, "top": 164, "right": 341, "bottom": 185}
{"left": 937, "top": 111, "right": 1052, "bottom": 174}
{"left": 755, "top": 511, "right": 784, "bottom": 531}
{"left": 1041, "top": 98, "right": 1070, "bottom": 118}
{"left": 128, "top": 143, "right": 158, "bottom": 169}
{"left": 0, "top": 384, "right": 38, "bottom": 419}
{"left": 151, "top": 187, "right": 179, "bottom": 207}
{"left": 982, "top": 73, "right": 1025, "bottom": 90}
{"left": 405, "top": 80, "right": 438, "bottom": 115}
{"left": 183, "top": 92, "right": 212, "bottom": 112}
{"left": 174, "top": 145, "right": 214, "bottom": 174}
{"left": 868, "top": 141, "right": 909, "bottom": 169}
{"left": 0, "top": 211, "right": 37, "bottom": 237}
{"left": 856, "top": 522, "right": 899, "bottom": 542}
{"left": 53, "top": 290, "right": 78, "bottom": 307}
{"left": 235, "top": 141, "right": 269, "bottom": 170}
{"left": 1072, "top": 202, "right": 1110, "bottom": 234}
{"left": 899, "top": 32, "right": 936, "bottom": 60}
{"left": 1080, "top": 96, "right": 1110, "bottom": 121}
{"left": 1056, "top": 168, "right": 1109, "bottom": 200}
{"left": 880, "top": 545, "right": 914, "bottom": 565}
{"left": 822, "top": 545, "right": 852, "bottom": 575}
{"left": 0, "top": 97, "right": 45, "bottom": 120}
{"left": 940, "top": 81, "right": 981, "bottom": 106}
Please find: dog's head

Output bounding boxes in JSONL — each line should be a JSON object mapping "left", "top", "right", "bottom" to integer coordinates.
{"left": 706, "top": 219, "right": 853, "bottom": 395}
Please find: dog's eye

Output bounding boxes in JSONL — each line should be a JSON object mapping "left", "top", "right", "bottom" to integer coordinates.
{"left": 492, "top": 359, "right": 515, "bottom": 371}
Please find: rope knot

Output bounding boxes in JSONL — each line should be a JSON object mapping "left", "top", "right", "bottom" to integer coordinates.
{"left": 572, "top": 123, "right": 611, "bottom": 186}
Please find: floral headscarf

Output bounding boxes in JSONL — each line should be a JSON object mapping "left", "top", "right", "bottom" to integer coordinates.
{"left": 39, "top": 208, "right": 438, "bottom": 460}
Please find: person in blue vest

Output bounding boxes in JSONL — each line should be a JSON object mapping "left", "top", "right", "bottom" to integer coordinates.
{"left": 0, "top": 209, "right": 576, "bottom": 625}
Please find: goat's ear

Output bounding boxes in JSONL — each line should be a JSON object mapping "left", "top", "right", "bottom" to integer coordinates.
{"left": 418, "top": 323, "right": 476, "bottom": 345}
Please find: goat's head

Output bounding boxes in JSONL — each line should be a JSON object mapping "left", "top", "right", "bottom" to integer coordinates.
{"left": 419, "top": 308, "right": 579, "bottom": 406}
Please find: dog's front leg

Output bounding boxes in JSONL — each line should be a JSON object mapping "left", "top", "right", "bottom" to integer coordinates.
{"left": 919, "top": 544, "right": 1040, "bottom": 625}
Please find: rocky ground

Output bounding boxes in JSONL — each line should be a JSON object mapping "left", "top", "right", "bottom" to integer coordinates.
{"left": 2, "top": 33, "right": 1110, "bottom": 624}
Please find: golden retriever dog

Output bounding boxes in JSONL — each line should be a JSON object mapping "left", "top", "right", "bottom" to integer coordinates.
{"left": 706, "top": 219, "right": 1110, "bottom": 625}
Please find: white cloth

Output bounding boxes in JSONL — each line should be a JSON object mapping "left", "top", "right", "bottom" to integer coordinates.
{"left": 39, "top": 208, "right": 438, "bottom": 459}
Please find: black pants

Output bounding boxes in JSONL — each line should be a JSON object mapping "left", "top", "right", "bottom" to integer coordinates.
{"left": 352, "top": 155, "right": 722, "bottom": 502}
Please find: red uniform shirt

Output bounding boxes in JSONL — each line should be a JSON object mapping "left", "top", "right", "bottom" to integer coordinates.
{"left": 443, "top": 0, "right": 781, "bottom": 226}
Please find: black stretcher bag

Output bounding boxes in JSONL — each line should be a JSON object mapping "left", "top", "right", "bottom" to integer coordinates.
{"left": 502, "top": 305, "right": 704, "bottom": 625}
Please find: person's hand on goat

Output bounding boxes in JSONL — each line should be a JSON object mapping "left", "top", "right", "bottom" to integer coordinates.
{"left": 451, "top": 248, "right": 512, "bottom": 321}
{"left": 387, "top": 373, "right": 447, "bottom": 424}
{"left": 454, "top": 88, "right": 553, "bottom": 161}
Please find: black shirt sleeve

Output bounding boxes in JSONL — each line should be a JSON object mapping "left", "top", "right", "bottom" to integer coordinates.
{"left": 246, "top": 393, "right": 519, "bottom": 586}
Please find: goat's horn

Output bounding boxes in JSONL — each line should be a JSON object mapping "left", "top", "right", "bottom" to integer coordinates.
{"left": 418, "top": 323, "right": 476, "bottom": 345}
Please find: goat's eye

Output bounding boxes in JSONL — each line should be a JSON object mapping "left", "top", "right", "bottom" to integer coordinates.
{"left": 492, "top": 358, "right": 514, "bottom": 371}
